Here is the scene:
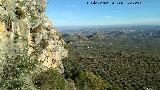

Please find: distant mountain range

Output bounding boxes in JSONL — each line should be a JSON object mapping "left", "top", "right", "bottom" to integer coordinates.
{"left": 57, "top": 25, "right": 160, "bottom": 34}
{"left": 61, "top": 25, "right": 160, "bottom": 46}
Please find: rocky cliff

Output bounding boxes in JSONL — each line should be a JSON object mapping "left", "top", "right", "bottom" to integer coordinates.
{"left": 0, "top": 0, "right": 67, "bottom": 72}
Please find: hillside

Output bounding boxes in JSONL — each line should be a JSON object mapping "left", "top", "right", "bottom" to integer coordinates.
{"left": 0, "top": 0, "right": 68, "bottom": 89}
{"left": 62, "top": 27, "right": 160, "bottom": 90}
{"left": 1, "top": 0, "right": 160, "bottom": 90}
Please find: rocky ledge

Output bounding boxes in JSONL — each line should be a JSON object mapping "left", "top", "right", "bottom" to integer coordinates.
{"left": 0, "top": 0, "right": 67, "bottom": 73}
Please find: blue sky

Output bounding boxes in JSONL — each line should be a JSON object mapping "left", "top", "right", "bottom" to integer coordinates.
{"left": 45, "top": 0, "right": 160, "bottom": 26}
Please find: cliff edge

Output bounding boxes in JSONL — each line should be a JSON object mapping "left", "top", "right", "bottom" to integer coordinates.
{"left": 0, "top": 0, "right": 67, "bottom": 72}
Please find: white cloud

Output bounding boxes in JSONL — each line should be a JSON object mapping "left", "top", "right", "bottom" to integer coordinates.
{"left": 104, "top": 16, "right": 112, "bottom": 18}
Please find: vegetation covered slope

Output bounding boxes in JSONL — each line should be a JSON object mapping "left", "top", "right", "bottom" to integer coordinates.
{"left": 0, "top": 0, "right": 68, "bottom": 90}
{"left": 62, "top": 28, "right": 160, "bottom": 90}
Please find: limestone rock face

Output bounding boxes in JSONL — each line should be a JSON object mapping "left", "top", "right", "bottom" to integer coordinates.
{"left": 0, "top": 0, "right": 67, "bottom": 72}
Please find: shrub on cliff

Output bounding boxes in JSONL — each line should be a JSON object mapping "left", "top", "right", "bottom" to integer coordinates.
{"left": 33, "top": 69, "right": 71, "bottom": 90}
{"left": 0, "top": 53, "right": 39, "bottom": 90}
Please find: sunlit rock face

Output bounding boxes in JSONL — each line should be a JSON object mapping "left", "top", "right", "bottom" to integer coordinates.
{"left": 0, "top": 0, "right": 67, "bottom": 72}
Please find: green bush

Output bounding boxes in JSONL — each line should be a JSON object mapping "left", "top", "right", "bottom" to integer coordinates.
{"left": 33, "top": 69, "right": 70, "bottom": 90}
{"left": 74, "top": 71, "right": 113, "bottom": 90}
{"left": 0, "top": 54, "right": 38, "bottom": 90}
{"left": 15, "top": 7, "right": 25, "bottom": 19}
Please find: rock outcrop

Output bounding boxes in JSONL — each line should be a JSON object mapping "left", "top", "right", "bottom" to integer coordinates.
{"left": 0, "top": 0, "right": 67, "bottom": 72}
